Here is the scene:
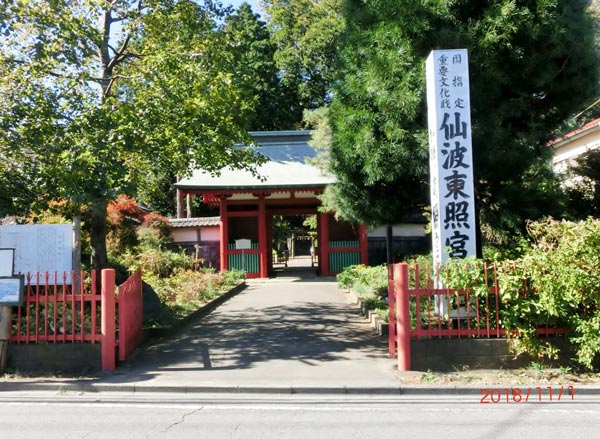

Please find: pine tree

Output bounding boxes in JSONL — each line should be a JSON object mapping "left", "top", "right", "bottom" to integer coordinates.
{"left": 328, "top": 0, "right": 600, "bottom": 242}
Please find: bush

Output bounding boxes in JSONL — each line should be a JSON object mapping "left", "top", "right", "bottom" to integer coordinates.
{"left": 107, "top": 194, "right": 145, "bottom": 252}
{"left": 118, "top": 248, "right": 191, "bottom": 279}
{"left": 140, "top": 212, "right": 172, "bottom": 242}
{"left": 337, "top": 264, "right": 387, "bottom": 299}
{"left": 147, "top": 269, "right": 245, "bottom": 324}
{"left": 441, "top": 218, "right": 600, "bottom": 370}
{"left": 501, "top": 218, "right": 600, "bottom": 369}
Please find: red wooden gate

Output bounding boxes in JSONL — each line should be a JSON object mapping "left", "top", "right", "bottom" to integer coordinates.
{"left": 117, "top": 269, "right": 143, "bottom": 361}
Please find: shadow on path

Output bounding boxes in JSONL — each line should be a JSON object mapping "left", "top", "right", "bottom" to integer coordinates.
{"left": 106, "top": 278, "right": 395, "bottom": 386}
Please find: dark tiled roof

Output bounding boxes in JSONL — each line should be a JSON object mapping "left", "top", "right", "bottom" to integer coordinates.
{"left": 169, "top": 217, "right": 220, "bottom": 228}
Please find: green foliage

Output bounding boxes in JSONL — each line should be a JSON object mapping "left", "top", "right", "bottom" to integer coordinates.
{"left": 147, "top": 268, "right": 244, "bottom": 325}
{"left": 265, "top": 0, "right": 344, "bottom": 110}
{"left": 362, "top": 296, "right": 388, "bottom": 311}
{"left": 336, "top": 264, "right": 387, "bottom": 298}
{"left": 441, "top": 258, "right": 494, "bottom": 298}
{"left": 222, "top": 3, "right": 297, "bottom": 130}
{"left": 328, "top": 0, "right": 444, "bottom": 224}
{"left": 337, "top": 264, "right": 389, "bottom": 323}
{"left": 0, "top": 0, "right": 264, "bottom": 269}
{"left": 328, "top": 0, "right": 600, "bottom": 235}
{"left": 302, "top": 215, "right": 317, "bottom": 236}
{"left": 442, "top": 218, "right": 600, "bottom": 370}
{"left": 222, "top": 269, "right": 246, "bottom": 286}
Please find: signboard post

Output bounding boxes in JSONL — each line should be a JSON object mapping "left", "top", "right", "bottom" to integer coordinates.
{"left": 426, "top": 49, "right": 477, "bottom": 315}
{"left": 0, "top": 248, "right": 20, "bottom": 372}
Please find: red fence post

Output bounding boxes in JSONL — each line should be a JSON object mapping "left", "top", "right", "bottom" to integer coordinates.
{"left": 387, "top": 263, "right": 396, "bottom": 358}
{"left": 101, "top": 268, "right": 116, "bottom": 371}
{"left": 394, "top": 263, "right": 411, "bottom": 371}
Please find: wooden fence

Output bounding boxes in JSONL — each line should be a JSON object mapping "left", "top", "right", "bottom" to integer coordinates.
{"left": 9, "top": 268, "right": 143, "bottom": 371}
{"left": 328, "top": 240, "right": 361, "bottom": 273}
{"left": 117, "top": 268, "right": 143, "bottom": 362}
{"left": 389, "top": 262, "right": 568, "bottom": 371}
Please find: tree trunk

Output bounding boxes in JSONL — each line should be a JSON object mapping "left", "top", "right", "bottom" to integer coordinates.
{"left": 89, "top": 201, "right": 109, "bottom": 271}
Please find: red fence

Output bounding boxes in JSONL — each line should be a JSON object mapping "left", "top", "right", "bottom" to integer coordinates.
{"left": 9, "top": 269, "right": 143, "bottom": 371}
{"left": 117, "top": 268, "right": 143, "bottom": 361}
{"left": 389, "top": 263, "right": 568, "bottom": 371}
{"left": 10, "top": 271, "right": 101, "bottom": 344}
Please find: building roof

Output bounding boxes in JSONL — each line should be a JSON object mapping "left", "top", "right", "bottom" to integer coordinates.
{"left": 551, "top": 117, "right": 600, "bottom": 174}
{"left": 175, "top": 130, "right": 335, "bottom": 191}
{"left": 550, "top": 117, "right": 600, "bottom": 148}
{"left": 169, "top": 217, "right": 220, "bottom": 228}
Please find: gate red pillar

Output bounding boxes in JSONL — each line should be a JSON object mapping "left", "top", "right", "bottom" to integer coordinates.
{"left": 359, "top": 223, "right": 368, "bottom": 265}
{"left": 319, "top": 212, "right": 330, "bottom": 276}
{"left": 258, "top": 196, "right": 268, "bottom": 278}
{"left": 266, "top": 213, "right": 274, "bottom": 276}
{"left": 219, "top": 196, "right": 229, "bottom": 272}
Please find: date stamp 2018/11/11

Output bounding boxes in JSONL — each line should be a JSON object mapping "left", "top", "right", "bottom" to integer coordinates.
{"left": 480, "top": 386, "right": 575, "bottom": 404}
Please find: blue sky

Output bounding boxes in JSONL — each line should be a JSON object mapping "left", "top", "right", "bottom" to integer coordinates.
{"left": 224, "top": 0, "right": 265, "bottom": 16}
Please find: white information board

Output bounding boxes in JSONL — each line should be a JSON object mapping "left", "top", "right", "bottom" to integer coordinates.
{"left": 0, "top": 249, "right": 14, "bottom": 277}
{"left": 0, "top": 276, "right": 24, "bottom": 306}
{"left": 0, "top": 224, "right": 73, "bottom": 282}
{"left": 426, "top": 49, "right": 477, "bottom": 271}
{"left": 235, "top": 239, "right": 252, "bottom": 250}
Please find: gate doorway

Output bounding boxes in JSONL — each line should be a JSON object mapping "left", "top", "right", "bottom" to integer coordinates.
{"left": 271, "top": 214, "right": 317, "bottom": 276}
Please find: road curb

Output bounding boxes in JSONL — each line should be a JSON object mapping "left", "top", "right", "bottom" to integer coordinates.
{"left": 2, "top": 381, "right": 600, "bottom": 396}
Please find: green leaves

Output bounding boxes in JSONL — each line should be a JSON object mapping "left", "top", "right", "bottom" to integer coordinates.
{"left": 328, "top": 0, "right": 600, "bottom": 233}
{"left": 492, "top": 219, "right": 600, "bottom": 368}
{"left": 439, "top": 218, "right": 600, "bottom": 368}
{"left": 265, "top": 0, "right": 345, "bottom": 109}
{"left": 0, "top": 1, "right": 265, "bottom": 267}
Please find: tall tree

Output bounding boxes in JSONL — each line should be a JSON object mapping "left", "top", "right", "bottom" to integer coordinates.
{"left": 328, "top": 0, "right": 600, "bottom": 242}
{"left": 0, "top": 0, "right": 263, "bottom": 269}
{"left": 264, "top": 0, "right": 345, "bottom": 113}
{"left": 222, "top": 2, "right": 296, "bottom": 130}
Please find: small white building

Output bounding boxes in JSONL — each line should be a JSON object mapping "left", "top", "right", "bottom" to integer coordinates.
{"left": 551, "top": 117, "right": 600, "bottom": 176}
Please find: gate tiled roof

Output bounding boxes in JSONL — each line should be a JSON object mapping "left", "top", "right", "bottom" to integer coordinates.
{"left": 169, "top": 217, "right": 220, "bottom": 228}
{"left": 175, "top": 130, "right": 334, "bottom": 191}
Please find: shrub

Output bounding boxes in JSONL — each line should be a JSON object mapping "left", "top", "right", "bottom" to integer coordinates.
{"left": 501, "top": 218, "right": 600, "bottom": 369}
{"left": 107, "top": 194, "right": 145, "bottom": 252}
{"left": 119, "top": 247, "right": 195, "bottom": 279}
{"left": 148, "top": 269, "right": 244, "bottom": 323}
{"left": 337, "top": 264, "right": 387, "bottom": 299}
{"left": 141, "top": 212, "right": 172, "bottom": 241}
{"left": 441, "top": 218, "right": 600, "bottom": 370}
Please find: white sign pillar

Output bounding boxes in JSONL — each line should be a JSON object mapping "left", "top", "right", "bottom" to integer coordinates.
{"left": 426, "top": 49, "right": 477, "bottom": 312}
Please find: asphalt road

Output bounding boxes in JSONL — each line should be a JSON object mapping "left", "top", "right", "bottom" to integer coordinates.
{"left": 1, "top": 392, "right": 599, "bottom": 439}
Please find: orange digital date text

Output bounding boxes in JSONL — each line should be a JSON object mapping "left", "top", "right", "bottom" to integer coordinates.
{"left": 479, "top": 386, "right": 574, "bottom": 403}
